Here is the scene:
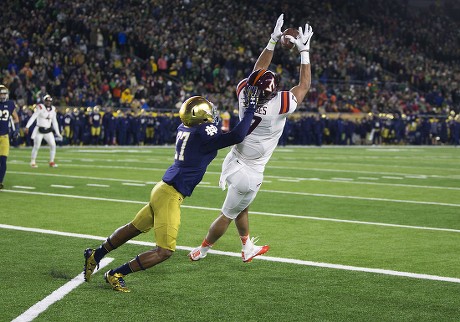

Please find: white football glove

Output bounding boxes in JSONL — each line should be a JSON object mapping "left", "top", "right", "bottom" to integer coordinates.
{"left": 270, "top": 14, "right": 284, "bottom": 41}
{"left": 287, "top": 23, "right": 313, "bottom": 52}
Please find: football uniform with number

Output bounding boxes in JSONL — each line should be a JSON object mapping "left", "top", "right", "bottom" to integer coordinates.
{"left": 132, "top": 105, "right": 255, "bottom": 251}
{"left": 0, "top": 100, "right": 16, "bottom": 157}
{"left": 219, "top": 78, "right": 298, "bottom": 219}
{"left": 25, "top": 96, "right": 62, "bottom": 167}
{"left": 26, "top": 103, "right": 60, "bottom": 141}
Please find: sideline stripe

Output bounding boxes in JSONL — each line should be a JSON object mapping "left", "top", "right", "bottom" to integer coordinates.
{"left": 12, "top": 257, "right": 113, "bottom": 322}
{"left": 2, "top": 190, "right": 459, "bottom": 233}
{"left": 1, "top": 224, "right": 459, "bottom": 284}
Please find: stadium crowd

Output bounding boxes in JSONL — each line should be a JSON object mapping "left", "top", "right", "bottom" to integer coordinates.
{"left": 1, "top": 0, "right": 459, "bottom": 146}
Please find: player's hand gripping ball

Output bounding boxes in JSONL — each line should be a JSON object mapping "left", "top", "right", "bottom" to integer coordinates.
{"left": 280, "top": 28, "right": 300, "bottom": 50}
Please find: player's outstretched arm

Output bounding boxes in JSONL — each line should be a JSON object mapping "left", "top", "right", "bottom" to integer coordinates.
{"left": 253, "top": 14, "right": 284, "bottom": 71}
{"left": 288, "top": 23, "right": 313, "bottom": 104}
{"left": 201, "top": 86, "right": 260, "bottom": 152}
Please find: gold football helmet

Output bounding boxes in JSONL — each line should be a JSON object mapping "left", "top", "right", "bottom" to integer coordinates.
{"left": 179, "top": 96, "right": 217, "bottom": 127}
{"left": 0, "top": 85, "right": 9, "bottom": 102}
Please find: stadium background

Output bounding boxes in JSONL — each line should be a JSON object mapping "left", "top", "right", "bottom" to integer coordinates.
{"left": 1, "top": 0, "right": 459, "bottom": 146}
{"left": 1, "top": 1, "right": 460, "bottom": 321}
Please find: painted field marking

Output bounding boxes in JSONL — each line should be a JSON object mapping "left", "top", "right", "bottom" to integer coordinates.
{"left": 331, "top": 178, "right": 354, "bottom": 181}
{"left": 11, "top": 159, "right": 459, "bottom": 180}
{"left": 50, "top": 185, "right": 74, "bottom": 189}
{"left": 405, "top": 175, "right": 428, "bottom": 179}
{"left": 357, "top": 177, "right": 379, "bottom": 180}
{"left": 87, "top": 183, "right": 110, "bottom": 188}
{"left": 9, "top": 170, "right": 460, "bottom": 191}
{"left": 12, "top": 186, "right": 36, "bottom": 190}
{"left": 122, "top": 182, "right": 146, "bottom": 187}
{"left": 1, "top": 224, "right": 459, "bottom": 284}
{"left": 2, "top": 190, "right": 460, "bottom": 233}
{"left": 12, "top": 257, "right": 113, "bottom": 322}
{"left": 10, "top": 171, "right": 147, "bottom": 184}
{"left": 382, "top": 176, "right": 404, "bottom": 180}
{"left": 278, "top": 179, "right": 301, "bottom": 182}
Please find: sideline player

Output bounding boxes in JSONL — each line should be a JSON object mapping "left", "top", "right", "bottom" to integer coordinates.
{"left": 189, "top": 14, "right": 314, "bottom": 262}
{"left": 0, "top": 85, "right": 19, "bottom": 189}
{"left": 83, "top": 87, "right": 260, "bottom": 292}
{"left": 25, "top": 94, "right": 63, "bottom": 168}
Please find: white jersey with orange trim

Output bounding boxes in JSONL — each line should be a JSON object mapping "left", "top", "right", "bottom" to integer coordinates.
{"left": 230, "top": 78, "right": 298, "bottom": 172}
{"left": 26, "top": 104, "right": 60, "bottom": 139}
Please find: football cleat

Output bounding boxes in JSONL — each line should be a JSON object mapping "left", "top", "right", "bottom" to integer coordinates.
{"left": 242, "top": 237, "right": 270, "bottom": 263}
{"left": 104, "top": 270, "right": 130, "bottom": 293}
{"left": 30, "top": 163, "right": 38, "bottom": 168}
{"left": 83, "top": 248, "right": 99, "bottom": 282}
{"left": 188, "top": 247, "right": 207, "bottom": 261}
{"left": 49, "top": 162, "right": 58, "bottom": 168}
{"left": 0, "top": 183, "right": 3, "bottom": 190}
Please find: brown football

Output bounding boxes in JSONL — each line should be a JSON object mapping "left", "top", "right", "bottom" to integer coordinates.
{"left": 280, "top": 28, "right": 299, "bottom": 50}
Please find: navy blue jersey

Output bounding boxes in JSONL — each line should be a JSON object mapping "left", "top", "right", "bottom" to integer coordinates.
{"left": 163, "top": 108, "right": 254, "bottom": 196}
{"left": 90, "top": 112, "right": 102, "bottom": 127}
{"left": 0, "top": 100, "right": 16, "bottom": 135}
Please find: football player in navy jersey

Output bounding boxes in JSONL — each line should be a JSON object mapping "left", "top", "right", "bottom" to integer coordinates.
{"left": 0, "top": 85, "right": 19, "bottom": 189}
{"left": 83, "top": 87, "right": 260, "bottom": 292}
{"left": 89, "top": 106, "right": 102, "bottom": 145}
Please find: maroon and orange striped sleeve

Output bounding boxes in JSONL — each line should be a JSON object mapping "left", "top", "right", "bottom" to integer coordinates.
{"left": 279, "top": 91, "right": 290, "bottom": 114}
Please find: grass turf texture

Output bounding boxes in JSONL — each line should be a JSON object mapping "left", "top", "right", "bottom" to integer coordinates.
{"left": 1, "top": 146, "right": 459, "bottom": 321}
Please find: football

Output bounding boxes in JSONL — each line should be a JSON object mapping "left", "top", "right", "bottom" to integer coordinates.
{"left": 280, "top": 28, "right": 299, "bottom": 50}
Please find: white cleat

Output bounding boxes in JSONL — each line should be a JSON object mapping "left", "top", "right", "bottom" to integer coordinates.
{"left": 188, "top": 247, "right": 207, "bottom": 261}
{"left": 49, "top": 162, "right": 58, "bottom": 168}
{"left": 30, "top": 163, "right": 38, "bottom": 168}
{"left": 242, "top": 237, "right": 270, "bottom": 263}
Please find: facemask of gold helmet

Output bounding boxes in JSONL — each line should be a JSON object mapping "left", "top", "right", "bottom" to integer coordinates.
{"left": 0, "top": 85, "right": 9, "bottom": 102}
{"left": 179, "top": 96, "right": 219, "bottom": 127}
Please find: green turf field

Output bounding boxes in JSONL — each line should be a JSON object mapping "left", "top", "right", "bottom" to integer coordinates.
{"left": 1, "top": 146, "right": 459, "bottom": 321}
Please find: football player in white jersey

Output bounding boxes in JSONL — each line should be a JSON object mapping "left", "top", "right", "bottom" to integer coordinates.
{"left": 189, "top": 14, "right": 313, "bottom": 263}
{"left": 25, "top": 94, "right": 63, "bottom": 168}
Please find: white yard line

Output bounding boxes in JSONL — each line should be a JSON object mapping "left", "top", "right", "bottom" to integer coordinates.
{"left": 121, "top": 182, "right": 146, "bottom": 187}
{"left": 50, "top": 185, "right": 74, "bottom": 189}
{"left": 12, "top": 257, "right": 114, "bottom": 322}
{"left": 260, "top": 188, "right": 460, "bottom": 208}
{"left": 8, "top": 169, "right": 460, "bottom": 193}
{"left": 86, "top": 184, "right": 110, "bottom": 188}
{"left": 9, "top": 170, "right": 460, "bottom": 191}
{"left": 10, "top": 161, "right": 460, "bottom": 181}
{"left": 12, "top": 186, "right": 36, "bottom": 190}
{"left": 2, "top": 190, "right": 460, "bottom": 233}
{"left": 1, "top": 224, "right": 459, "bottom": 284}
